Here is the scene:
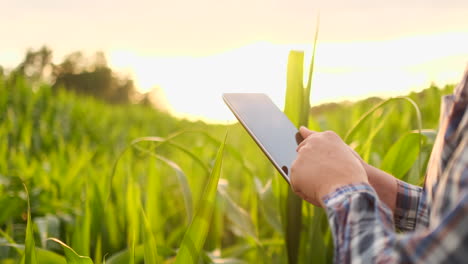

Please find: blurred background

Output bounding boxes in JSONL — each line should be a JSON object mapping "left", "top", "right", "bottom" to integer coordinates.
{"left": 2, "top": 0, "right": 468, "bottom": 122}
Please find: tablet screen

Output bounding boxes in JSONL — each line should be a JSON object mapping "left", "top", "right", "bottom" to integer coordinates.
{"left": 223, "top": 93, "right": 302, "bottom": 183}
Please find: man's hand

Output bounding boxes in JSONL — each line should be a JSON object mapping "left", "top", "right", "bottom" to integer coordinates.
{"left": 290, "top": 127, "right": 368, "bottom": 207}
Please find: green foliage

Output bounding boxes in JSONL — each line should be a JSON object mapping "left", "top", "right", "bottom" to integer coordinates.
{"left": 283, "top": 50, "right": 306, "bottom": 264}
{"left": 22, "top": 185, "right": 37, "bottom": 264}
{"left": 381, "top": 133, "right": 423, "bottom": 181}
{"left": 175, "top": 134, "right": 226, "bottom": 263}
{"left": 0, "top": 64, "right": 452, "bottom": 264}
{"left": 49, "top": 238, "right": 94, "bottom": 264}
{"left": 283, "top": 21, "right": 325, "bottom": 264}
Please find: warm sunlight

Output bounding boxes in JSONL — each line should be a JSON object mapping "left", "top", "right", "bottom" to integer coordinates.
{"left": 108, "top": 32, "right": 468, "bottom": 123}
{"left": 2, "top": 2, "right": 468, "bottom": 123}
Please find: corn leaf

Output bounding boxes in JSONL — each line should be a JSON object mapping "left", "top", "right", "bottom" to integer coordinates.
{"left": 0, "top": 243, "right": 66, "bottom": 264}
{"left": 141, "top": 208, "right": 161, "bottom": 264}
{"left": 283, "top": 50, "right": 305, "bottom": 264}
{"left": 174, "top": 133, "right": 227, "bottom": 264}
{"left": 254, "top": 178, "right": 282, "bottom": 234}
{"left": 49, "top": 238, "right": 93, "bottom": 264}
{"left": 381, "top": 132, "right": 422, "bottom": 179}
{"left": 22, "top": 184, "right": 37, "bottom": 264}
{"left": 105, "top": 245, "right": 144, "bottom": 264}
{"left": 218, "top": 183, "right": 257, "bottom": 240}
{"left": 283, "top": 19, "right": 320, "bottom": 264}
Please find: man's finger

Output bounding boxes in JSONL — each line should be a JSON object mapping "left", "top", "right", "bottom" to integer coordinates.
{"left": 296, "top": 127, "right": 318, "bottom": 152}
{"left": 296, "top": 139, "right": 308, "bottom": 152}
{"left": 299, "top": 126, "right": 317, "bottom": 138}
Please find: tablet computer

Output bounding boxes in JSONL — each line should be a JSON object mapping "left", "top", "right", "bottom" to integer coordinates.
{"left": 223, "top": 93, "right": 303, "bottom": 184}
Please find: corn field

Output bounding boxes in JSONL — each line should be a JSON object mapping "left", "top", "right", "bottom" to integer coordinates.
{"left": 0, "top": 51, "right": 453, "bottom": 263}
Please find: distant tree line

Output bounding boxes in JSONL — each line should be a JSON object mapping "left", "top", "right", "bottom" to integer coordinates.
{"left": 5, "top": 46, "right": 149, "bottom": 104}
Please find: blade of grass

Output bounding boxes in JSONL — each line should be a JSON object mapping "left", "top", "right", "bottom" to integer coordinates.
{"left": 174, "top": 132, "right": 227, "bottom": 264}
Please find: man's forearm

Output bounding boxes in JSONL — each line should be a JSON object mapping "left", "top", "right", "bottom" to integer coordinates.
{"left": 365, "top": 164, "right": 398, "bottom": 212}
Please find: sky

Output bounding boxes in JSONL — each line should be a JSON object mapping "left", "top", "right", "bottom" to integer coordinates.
{"left": 1, "top": 0, "right": 468, "bottom": 122}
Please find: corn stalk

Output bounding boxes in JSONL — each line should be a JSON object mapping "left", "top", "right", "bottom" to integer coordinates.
{"left": 283, "top": 20, "right": 320, "bottom": 264}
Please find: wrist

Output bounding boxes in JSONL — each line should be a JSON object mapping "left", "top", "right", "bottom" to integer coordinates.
{"left": 363, "top": 163, "right": 376, "bottom": 177}
{"left": 365, "top": 166, "right": 398, "bottom": 212}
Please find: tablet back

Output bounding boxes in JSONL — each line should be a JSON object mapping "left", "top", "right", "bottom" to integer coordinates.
{"left": 223, "top": 93, "right": 302, "bottom": 184}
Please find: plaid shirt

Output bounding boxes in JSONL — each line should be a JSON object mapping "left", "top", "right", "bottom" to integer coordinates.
{"left": 324, "top": 68, "right": 468, "bottom": 263}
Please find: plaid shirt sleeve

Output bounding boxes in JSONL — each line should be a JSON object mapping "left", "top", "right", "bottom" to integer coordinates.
{"left": 393, "top": 180, "right": 429, "bottom": 232}
{"left": 324, "top": 136, "right": 468, "bottom": 263}
{"left": 323, "top": 67, "right": 468, "bottom": 263}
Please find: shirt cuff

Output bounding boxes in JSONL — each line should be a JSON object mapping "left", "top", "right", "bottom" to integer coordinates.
{"left": 322, "top": 183, "right": 377, "bottom": 208}
{"left": 394, "top": 180, "right": 423, "bottom": 232}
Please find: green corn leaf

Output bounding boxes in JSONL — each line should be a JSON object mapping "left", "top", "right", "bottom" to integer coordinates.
{"left": 0, "top": 243, "right": 66, "bottom": 264}
{"left": 302, "top": 15, "right": 319, "bottom": 126}
{"left": 284, "top": 51, "right": 305, "bottom": 126}
{"left": 105, "top": 244, "right": 175, "bottom": 264}
{"left": 115, "top": 136, "right": 195, "bottom": 221}
{"left": 35, "top": 247, "right": 67, "bottom": 264}
{"left": 161, "top": 141, "right": 211, "bottom": 174}
{"left": 218, "top": 182, "right": 257, "bottom": 240}
{"left": 71, "top": 188, "right": 91, "bottom": 257}
{"left": 357, "top": 108, "right": 392, "bottom": 162}
{"left": 381, "top": 132, "right": 423, "bottom": 180}
{"left": 22, "top": 184, "right": 37, "bottom": 264}
{"left": 126, "top": 181, "right": 139, "bottom": 264}
{"left": 105, "top": 245, "right": 144, "bottom": 264}
{"left": 49, "top": 238, "right": 94, "bottom": 264}
{"left": 174, "top": 133, "right": 227, "bottom": 264}
{"left": 133, "top": 145, "right": 194, "bottom": 222}
{"left": 141, "top": 208, "right": 161, "bottom": 264}
{"left": 0, "top": 227, "right": 21, "bottom": 255}
{"left": 283, "top": 18, "right": 320, "bottom": 264}
{"left": 345, "top": 97, "right": 423, "bottom": 145}
{"left": 0, "top": 196, "right": 23, "bottom": 226}
{"left": 254, "top": 178, "right": 282, "bottom": 234}
{"left": 283, "top": 50, "right": 305, "bottom": 264}
{"left": 129, "top": 232, "right": 135, "bottom": 264}
{"left": 153, "top": 154, "right": 193, "bottom": 221}
{"left": 345, "top": 97, "right": 424, "bottom": 180}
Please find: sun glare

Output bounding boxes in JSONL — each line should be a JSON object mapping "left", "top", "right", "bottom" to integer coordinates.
{"left": 108, "top": 32, "right": 468, "bottom": 123}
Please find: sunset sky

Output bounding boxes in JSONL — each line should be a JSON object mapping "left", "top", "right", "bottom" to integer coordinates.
{"left": 1, "top": 1, "right": 468, "bottom": 122}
